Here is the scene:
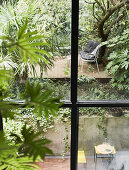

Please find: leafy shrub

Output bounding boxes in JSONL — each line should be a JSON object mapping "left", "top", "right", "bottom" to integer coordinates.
{"left": 102, "top": 27, "right": 129, "bottom": 91}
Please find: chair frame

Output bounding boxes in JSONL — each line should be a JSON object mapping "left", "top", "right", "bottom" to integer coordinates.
{"left": 80, "top": 45, "right": 100, "bottom": 72}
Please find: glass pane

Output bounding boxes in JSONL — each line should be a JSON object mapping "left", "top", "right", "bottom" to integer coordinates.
{"left": 78, "top": 0, "right": 129, "bottom": 100}
{"left": 78, "top": 107, "right": 129, "bottom": 170}
{"left": 3, "top": 108, "right": 71, "bottom": 169}
{"left": 1, "top": 0, "right": 71, "bottom": 169}
{"left": 28, "top": 0, "right": 71, "bottom": 100}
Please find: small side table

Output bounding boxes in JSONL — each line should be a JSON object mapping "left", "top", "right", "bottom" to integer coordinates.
{"left": 94, "top": 143, "right": 116, "bottom": 170}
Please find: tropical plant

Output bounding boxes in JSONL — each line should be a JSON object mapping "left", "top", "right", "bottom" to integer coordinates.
{"left": 0, "top": 19, "right": 54, "bottom": 80}
{"left": 0, "top": 0, "right": 56, "bottom": 79}
{"left": 0, "top": 74, "right": 63, "bottom": 169}
{"left": 0, "top": 2, "right": 63, "bottom": 168}
{"left": 101, "top": 27, "right": 129, "bottom": 90}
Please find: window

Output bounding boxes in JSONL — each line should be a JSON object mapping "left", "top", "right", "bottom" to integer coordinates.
{"left": 66, "top": 0, "right": 129, "bottom": 170}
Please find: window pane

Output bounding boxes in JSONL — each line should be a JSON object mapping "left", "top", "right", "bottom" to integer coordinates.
{"left": 78, "top": 107, "right": 129, "bottom": 170}
{"left": 28, "top": 0, "right": 71, "bottom": 100}
{"left": 3, "top": 108, "right": 71, "bottom": 169}
{"left": 1, "top": 0, "right": 71, "bottom": 169}
{"left": 78, "top": 0, "right": 129, "bottom": 100}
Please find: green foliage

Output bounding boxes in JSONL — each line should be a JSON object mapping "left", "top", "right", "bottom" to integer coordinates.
{"left": 0, "top": 69, "right": 13, "bottom": 92}
{"left": 0, "top": 0, "right": 55, "bottom": 78}
{"left": 11, "top": 124, "right": 53, "bottom": 162}
{"left": 62, "top": 127, "right": 70, "bottom": 156}
{"left": 0, "top": 19, "right": 53, "bottom": 77}
{"left": 1, "top": 21, "right": 50, "bottom": 63}
{"left": 36, "top": 0, "right": 71, "bottom": 55}
{"left": 64, "top": 67, "right": 70, "bottom": 76}
{"left": 0, "top": 0, "right": 64, "bottom": 168}
{"left": 0, "top": 132, "right": 40, "bottom": 170}
{"left": 21, "top": 81, "right": 63, "bottom": 118}
{"left": 79, "top": 0, "right": 98, "bottom": 49}
{"left": 78, "top": 75, "right": 95, "bottom": 84}
{"left": 103, "top": 28, "right": 129, "bottom": 90}
{"left": 0, "top": 155, "right": 39, "bottom": 170}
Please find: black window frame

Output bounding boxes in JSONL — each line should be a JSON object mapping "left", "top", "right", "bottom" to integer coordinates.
{"left": 0, "top": 1, "right": 129, "bottom": 169}
{"left": 61, "top": 0, "right": 129, "bottom": 170}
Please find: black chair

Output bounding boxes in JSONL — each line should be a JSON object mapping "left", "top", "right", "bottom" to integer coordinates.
{"left": 80, "top": 41, "right": 100, "bottom": 72}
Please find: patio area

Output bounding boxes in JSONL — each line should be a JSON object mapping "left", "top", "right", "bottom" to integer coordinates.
{"left": 30, "top": 54, "right": 110, "bottom": 79}
{"left": 35, "top": 151, "right": 129, "bottom": 170}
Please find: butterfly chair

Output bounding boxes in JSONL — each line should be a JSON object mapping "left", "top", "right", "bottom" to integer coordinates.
{"left": 80, "top": 42, "right": 100, "bottom": 72}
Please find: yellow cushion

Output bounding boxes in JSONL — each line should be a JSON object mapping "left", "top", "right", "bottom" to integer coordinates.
{"left": 78, "top": 150, "right": 86, "bottom": 163}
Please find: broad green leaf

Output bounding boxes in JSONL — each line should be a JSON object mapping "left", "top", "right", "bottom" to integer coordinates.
{"left": 11, "top": 124, "right": 53, "bottom": 162}
{"left": 21, "top": 81, "right": 63, "bottom": 118}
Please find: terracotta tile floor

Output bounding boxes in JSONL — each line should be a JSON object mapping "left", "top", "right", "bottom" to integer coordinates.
{"left": 35, "top": 152, "right": 129, "bottom": 169}
{"left": 35, "top": 157, "right": 107, "bottom": 170}
{"left": 35, "top": 158, "right": 70, "bottom": 170}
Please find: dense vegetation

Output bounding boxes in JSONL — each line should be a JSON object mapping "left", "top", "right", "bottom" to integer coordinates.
{"left": 0, "top": 0, "right": 129, "bottom": 168}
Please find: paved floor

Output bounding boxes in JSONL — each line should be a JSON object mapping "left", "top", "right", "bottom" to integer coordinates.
{"left": 29, "top": 55, "right": 110, "bottom": 78}
{"left": 35, "top": 152, "right": 129, "bottom": 170}
{"left": 34, "top": 157, "right": 112, "bottom": 170}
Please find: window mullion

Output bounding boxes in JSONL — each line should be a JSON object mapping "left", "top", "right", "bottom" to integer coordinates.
{"left": 70, "top": 0, "right": 79, "bottom": 170}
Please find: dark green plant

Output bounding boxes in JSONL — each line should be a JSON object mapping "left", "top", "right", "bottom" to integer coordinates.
{"left": 11, "top": 124, "right": 53, "bottom": 161}
{"left": 102, "top": 27, "right": 129, "bottom": 90}
{"left": 0, "top": 78, "right": 63, "bottom": 169}
{"left": 84, "top": 0, "right": 128, "bottom": 58}
{"left": 0, "top": 132, "right": 39, "bottom": 169}
{"left": 0, "top": 17, "right": 63, "bottom": 169}
{"left": 21, "top": 81, "right": 63, "bottom": 118}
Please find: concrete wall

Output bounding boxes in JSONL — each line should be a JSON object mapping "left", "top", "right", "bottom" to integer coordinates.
{"left": 79, "top": 116, "right": 129, "bottom": 155}
{"left": 45, "top": 116, "right": 129, "bottom": 155}
{"left": 45, "top": 121, "right": 71, "bottom": 155}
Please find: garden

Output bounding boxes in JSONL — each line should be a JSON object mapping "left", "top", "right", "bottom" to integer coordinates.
{"left": 0, "top": 0, "right": 129, "bottom": 169}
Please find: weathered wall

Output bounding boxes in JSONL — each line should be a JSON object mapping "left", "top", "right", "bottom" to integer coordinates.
{"left": 79, "top": 116, "right": 129, "bottom": 155}
{"left": 45, "top": 121, "right": 71, "bottom": 155}
{"left": 45, "top": 116, "right": 129, "bottom": 155}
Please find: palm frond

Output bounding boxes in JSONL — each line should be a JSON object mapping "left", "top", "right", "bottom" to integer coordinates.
{"left": 0, "top": 101, "right": 17, "bottom": 119}
{"left": 0, "top": 1, "right": 19, "bottom": 31}
{"left": 0, "top": 53, "right": 17, "bottom": 69}
{"left": 0, "top": 156, "right": 40, "bottom": 170}
{"left": 0, "top": 20, "right": 52, "bottom": 64}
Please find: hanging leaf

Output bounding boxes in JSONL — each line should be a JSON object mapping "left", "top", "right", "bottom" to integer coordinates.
{"left": 0, "top": 132, "right": 40, "bottom": 169}
{"left": 11, "top": 124, "right": 53, "bottom": 162}
{"left": 21, "top": 81, "right": 63, "bottom": 118}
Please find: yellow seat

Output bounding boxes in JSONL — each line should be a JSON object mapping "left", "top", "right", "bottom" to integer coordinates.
{"left": 78, "top": 150, "right": 86, "bottom": 163}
